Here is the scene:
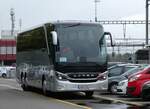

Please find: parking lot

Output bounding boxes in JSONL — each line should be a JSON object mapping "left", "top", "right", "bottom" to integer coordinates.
{"left": 1, "top": 63, "right": 150, "bottom": 108}
{"left": 0, "top": 78, "right": 150, "bottom": 109}
{"left": 94, "top": 92, "right": 150, "bottom": 107}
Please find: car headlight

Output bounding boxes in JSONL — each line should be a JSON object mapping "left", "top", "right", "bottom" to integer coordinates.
{"left": 118, "top": 81, "right": 125, "bottom": 86}
{"left": 55, "top": 72, "right": 68, "bottom": 81}
{"left": 97, "top": 71, "right": 107, "bottom": 80}
{"left": 128, "top": 74, "right": 141, "bottom": 82}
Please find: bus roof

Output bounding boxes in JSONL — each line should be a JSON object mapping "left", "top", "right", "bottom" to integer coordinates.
{"left": 18, "top": 20, "right": 102, "bottom": 35}
{"left": 136, "top": 48, "right": 150, "bottom": 53}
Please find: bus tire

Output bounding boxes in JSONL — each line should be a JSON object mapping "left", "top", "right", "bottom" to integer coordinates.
{"left": 21, "top": 74, "right": 29, "bottom": 91}
{"left": 42, "top": 79, "right": 49, "bottom": 96}
{"left": 85, "top": 91, "right": 93, "bottom": 98}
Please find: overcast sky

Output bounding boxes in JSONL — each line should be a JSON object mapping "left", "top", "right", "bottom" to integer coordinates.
{"left": 0, "top": 0, "right": 146, "bottom": 38}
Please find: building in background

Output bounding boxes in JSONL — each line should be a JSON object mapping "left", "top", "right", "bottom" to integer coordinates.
{"left": 0, "top": 39, "right": 16, "bottom": 65}
{"left": 1, "top": 30, "right": 18, "bottom": 39}
{"left": 0, "top": 30, "right": 16, "bottom": 66}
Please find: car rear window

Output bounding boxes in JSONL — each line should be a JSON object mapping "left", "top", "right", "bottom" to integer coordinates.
{"left": 124, "top": 66, "right": 136, "bottom": 72}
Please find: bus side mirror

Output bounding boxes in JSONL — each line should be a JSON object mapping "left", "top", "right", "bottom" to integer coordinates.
{"left": 104, "top": 32, "right": 115, "bottom": 47}
{"left": 51, "top": 31, "right": 58, "bottom": 45}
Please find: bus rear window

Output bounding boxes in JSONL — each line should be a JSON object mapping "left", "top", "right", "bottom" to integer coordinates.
{"left": 136, "top": 50, "right": 149, "bottom": 60}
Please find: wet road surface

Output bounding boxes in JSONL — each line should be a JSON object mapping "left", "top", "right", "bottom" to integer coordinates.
{"left": 0, "top": 78, "right": 150, "bottom": 109}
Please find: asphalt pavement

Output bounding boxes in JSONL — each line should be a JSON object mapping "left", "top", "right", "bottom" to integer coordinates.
{"left": 0, "top": 78, "right": 89, "bottom": 109}
{"left": 0, "top": 78, "right": 150, "bottom": 109}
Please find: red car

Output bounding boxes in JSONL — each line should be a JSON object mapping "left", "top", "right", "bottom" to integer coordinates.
{"left": 127, "top": 65, "right": 150, "bottom": 97}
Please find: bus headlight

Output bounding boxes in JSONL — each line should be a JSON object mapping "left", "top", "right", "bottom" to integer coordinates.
{"left": 97, "top": 71, "right": 107, "bottom": 80}
{"left": 56, "top": 72, "right": 68, "bottom": 81}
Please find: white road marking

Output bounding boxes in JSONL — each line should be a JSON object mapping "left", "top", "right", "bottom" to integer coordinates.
{"left": 52, "top": 98, "right": 92, "bottom": 109}
{"left": 0, "top": 84, "right": 91, "bottom": 109}
{"left": 0, "top": 84, "right": 22, "bottom": 91}
{"left": 93, "top": 95, "right": 144, "bottom": 106}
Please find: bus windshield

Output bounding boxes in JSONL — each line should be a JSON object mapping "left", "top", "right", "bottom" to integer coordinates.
{"left": 54, "top": 23, "right": 107, "bottom": 64}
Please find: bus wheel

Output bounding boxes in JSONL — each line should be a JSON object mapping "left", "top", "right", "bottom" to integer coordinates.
{"left": 85, "top": 91, "right": 93, "bottom": 98}
{"left": 42, "top": 79, "right": 49, "bottom": 96}
{"left": 21, "top": 75, "right": 29, "bottom": 91}
{"left": 24, "top": 75, "right": 29, "bottom": 90}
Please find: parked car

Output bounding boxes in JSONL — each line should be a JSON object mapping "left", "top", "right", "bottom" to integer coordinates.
{"left": 108, "top": 62, "right": 126, "bottom": 68}
{"left": 7, "top": 68, "right": 16, "bottom": 78}
{"left": 0, "top": 67, "right": 8, "bottom": 78}
{"left": 108, "top": 64, "right": 146, "bottom": 94}
{"left": 127, "top": 65, "right": 150, "bottom": 97}
{"left": 141, "top": 81, "right": 150, "bottom": 100}
{"left": 117, "top": 65, "right": 148, "bottom": 95}
{"left": 0, "top": 66, "right": 16, "bottom": 78}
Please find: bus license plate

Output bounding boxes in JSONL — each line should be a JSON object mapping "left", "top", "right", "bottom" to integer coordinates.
{"left": 78, "top": 85, "right": 89, "bottom": 90}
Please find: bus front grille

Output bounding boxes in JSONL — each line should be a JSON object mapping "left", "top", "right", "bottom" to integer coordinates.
{"left": 67, "top": 73, "right": 98, "bottom": 83}
{"left": 68, "top": 79, "right": 97, "bottom": 83}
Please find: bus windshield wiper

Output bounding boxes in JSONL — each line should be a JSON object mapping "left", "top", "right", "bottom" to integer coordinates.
{"left": 58, "top": 62, "right": 101, "bottom": 68}
{"left": 64, "top": 23, "right": 81, "bottom": 28}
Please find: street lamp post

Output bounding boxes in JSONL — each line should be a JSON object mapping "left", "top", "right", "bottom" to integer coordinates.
{"left": 10, "top": 8, "right": 15, "bottom": 37}
{"left": 146, "top": 0, "right": 150, "bottom": 45}
{"left": 94, "top": 0, "right": 100, "bottom": 22}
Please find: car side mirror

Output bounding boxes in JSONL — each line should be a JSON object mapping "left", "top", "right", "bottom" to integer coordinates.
{"left": 124, "top": 75, "right": 128, "bottom": 79}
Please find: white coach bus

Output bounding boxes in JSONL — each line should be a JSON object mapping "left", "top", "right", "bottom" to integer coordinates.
{"left": 16, "top": 21, "right": 113, "bottom": 97}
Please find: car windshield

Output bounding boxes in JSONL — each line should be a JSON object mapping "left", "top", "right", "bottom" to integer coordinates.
{"left": 108, "top": 65, "right": 139, "bottom": 77}
{"left": 55, "top": 23, "right": 107, "bottom": 64}
{"left": 123, "top": 64, "right": 149, "bottom": 77}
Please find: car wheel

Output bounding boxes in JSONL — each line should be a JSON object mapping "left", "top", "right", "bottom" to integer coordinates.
{"left": 2, "top": 73, "right": 7, "bottom": 78}
{"left": 141, "top": 90, "right": 149, "bottom": 100}
{"left": 85, "top": 91, "right": 93, "bottom": 98}
{"left": 110, "top": 84, "right": 118, "bottom": 94}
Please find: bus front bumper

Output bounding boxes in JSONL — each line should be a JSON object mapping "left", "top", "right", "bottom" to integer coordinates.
{"left": 52, "top": 79, "right": 108, "bottom": 92}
